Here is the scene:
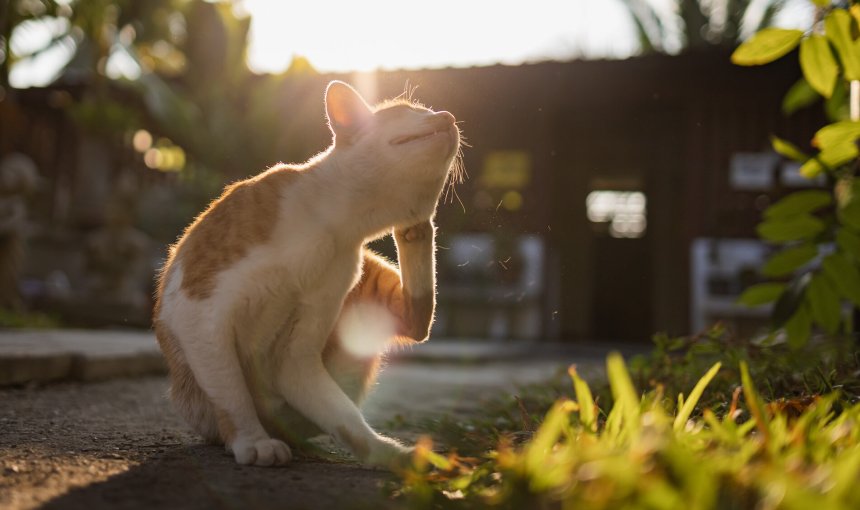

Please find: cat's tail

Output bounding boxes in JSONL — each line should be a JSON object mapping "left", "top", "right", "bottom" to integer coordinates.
{"left": 155, "top": 322, "right": 222, "bottom": 444}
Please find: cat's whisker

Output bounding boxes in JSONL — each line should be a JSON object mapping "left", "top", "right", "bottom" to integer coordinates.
{"left": 451, "top": 184, "right": 466, "bottom": 213}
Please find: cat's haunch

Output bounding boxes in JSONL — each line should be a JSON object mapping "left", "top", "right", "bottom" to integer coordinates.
{"left": 153, "top": 81, "right": 461, "bottom": 468}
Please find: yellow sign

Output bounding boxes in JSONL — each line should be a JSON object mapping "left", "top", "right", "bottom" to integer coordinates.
{"left": 481, "top": 151, "right": 531, "bottom": 189}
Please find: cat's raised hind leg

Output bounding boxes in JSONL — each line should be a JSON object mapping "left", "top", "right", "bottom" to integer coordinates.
{"left": 176, "top": 320, "right": 292, "bottom": 467}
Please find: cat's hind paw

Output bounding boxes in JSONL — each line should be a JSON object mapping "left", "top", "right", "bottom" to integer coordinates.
{"left": 231, "top": 437, "right": 292, "bottom": 467}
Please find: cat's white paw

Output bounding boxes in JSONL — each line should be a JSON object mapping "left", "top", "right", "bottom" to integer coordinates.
{"left": 231, "top": 437, "right": 292, "bottom": 467}
{"left": 364, "top": 437, "right": 414, "bottom": 471}
{"left": 396, "top": 221, "right": 433, "bottom": 243}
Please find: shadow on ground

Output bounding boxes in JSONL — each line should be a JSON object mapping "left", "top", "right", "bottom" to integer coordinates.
{"left": 39, "top": 444, "right": 394, "bottom": 510}
{"left": 0, "top": 377, "right": 401, "bottom": 510}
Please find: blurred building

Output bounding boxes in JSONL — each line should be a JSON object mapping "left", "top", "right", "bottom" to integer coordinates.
{"left": 2, "top": 50, "right": 822, "bottom": 340}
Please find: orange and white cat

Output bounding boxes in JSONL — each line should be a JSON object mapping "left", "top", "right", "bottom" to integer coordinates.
{"left": 153, "top": 81, "right": 461, "bottom": 467}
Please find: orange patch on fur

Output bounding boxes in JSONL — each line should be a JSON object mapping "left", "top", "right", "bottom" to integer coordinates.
{"left": 171, "top": 166, "right": 300, "bottom": 300}
{"left": 343, "top": 249, "right": 435, "bottom": 344}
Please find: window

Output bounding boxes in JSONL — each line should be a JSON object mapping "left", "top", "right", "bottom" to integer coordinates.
{"left": 586, "top": 190, "right": 647, "bottom": 238}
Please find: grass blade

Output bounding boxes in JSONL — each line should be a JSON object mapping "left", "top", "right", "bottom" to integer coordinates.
{"left": 740, "top": 361, "right": 771, "bottom": 443}
{"left": 606, "top": 352, "right": 640, "bottom": 437}
{"left": 674, "top": 362, "right": 722, "bottom": 431}
{"left": 569, "top": 365, "right": 596, "bottom": 432}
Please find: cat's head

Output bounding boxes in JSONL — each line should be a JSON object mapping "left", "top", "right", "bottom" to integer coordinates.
{"left": 324, "top": 81, "right": 462, "bottom": 225}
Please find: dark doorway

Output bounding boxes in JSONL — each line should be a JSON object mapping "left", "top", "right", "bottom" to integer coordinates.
{"left": 586, "top": 189, "right": 653, "bottom": 340}
{"left": 590, "top": 234, "right": 652, "bottom": 340}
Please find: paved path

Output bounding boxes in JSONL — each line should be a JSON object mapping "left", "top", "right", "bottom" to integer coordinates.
{"left": 0, "top": 330, "right": 645, "bottom": 509}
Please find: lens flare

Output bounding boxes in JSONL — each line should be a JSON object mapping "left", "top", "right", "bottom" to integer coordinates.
{"left": 335, "top": 302, "right": 396, "bottom": 358}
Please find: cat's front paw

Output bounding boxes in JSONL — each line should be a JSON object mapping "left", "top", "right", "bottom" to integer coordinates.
{"left": 364, "top": 437, "right": 414, "bottom": 471}
{"left": 395, "top": 221, "right": 433, "bottom": 243}
{"left": 230, "top": 437, "right": 292, "bottom": 467}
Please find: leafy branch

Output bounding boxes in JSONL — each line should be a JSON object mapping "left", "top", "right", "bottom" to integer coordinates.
{"left": 733, "top": 1, "right": 860, "bottom": 347}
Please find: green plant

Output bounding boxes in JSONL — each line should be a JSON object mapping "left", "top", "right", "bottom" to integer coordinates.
{"left": 623, "top": 0, "right": 789, "bottom": 53}
{"left": 0, "top": 309, "right": 61, "bottom": 328}
{"left": 395, "top": 353, "right": 860, "bottom": 509}
{"left": 395, "top": 327, "right": 860, "bottom": 468}
{"left": 732, "top": 1, "right": 860, "bottom": 346}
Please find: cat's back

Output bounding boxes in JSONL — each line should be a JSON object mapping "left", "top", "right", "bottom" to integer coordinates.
{"left": 160, "top": 165, "right": 303, "bottom": 302}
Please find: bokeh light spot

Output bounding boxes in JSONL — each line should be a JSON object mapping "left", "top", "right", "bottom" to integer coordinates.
{"left": 336, "top": 302, "right": 396, "bottom": 359}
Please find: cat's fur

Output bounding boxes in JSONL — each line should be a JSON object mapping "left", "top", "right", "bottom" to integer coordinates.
{"left": 153, "top": 81, "right": 461, "bottom": 468}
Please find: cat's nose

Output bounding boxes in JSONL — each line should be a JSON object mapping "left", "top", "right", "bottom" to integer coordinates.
{"left": 434, "top": 111, "right": 456, "bottom": 124}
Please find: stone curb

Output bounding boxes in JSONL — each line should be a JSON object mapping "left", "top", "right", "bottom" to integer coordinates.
{"left": 0, "top": 330, "right": 166, "bottom": 386}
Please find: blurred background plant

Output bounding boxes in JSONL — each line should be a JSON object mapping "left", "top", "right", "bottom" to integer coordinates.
{"left": 623, "top": 0, "right": 794, "bottom": 53}
{"left": 733, "top": 1, "right": 860, "bottom": 347}
{"left": 3, "top": 0, "right": 320, "bottom": 201}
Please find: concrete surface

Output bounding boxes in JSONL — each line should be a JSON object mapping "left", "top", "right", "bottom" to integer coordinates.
{"left": 0, "top": 330, "right": 165, "bottom": 385}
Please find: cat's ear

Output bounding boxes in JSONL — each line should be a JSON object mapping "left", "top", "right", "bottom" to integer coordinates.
{"left": 325, "top": 81, "right": 373, "bottom": 143}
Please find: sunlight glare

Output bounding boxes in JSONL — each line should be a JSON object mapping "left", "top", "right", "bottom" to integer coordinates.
{"left": 242, "top": 0, "right": 642, "bottom": 74}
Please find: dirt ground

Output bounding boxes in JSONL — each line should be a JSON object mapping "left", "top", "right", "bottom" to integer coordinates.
{"left": 0, "top": 358, "right": 580, "bottom": 509}
{"left": 0, "top": 377, "right": 401, "bottom": 510}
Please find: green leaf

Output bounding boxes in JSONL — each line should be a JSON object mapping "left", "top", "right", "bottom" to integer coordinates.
{"left": 773, "top": 273, "right": 811, "bottom": 327}
{"left": 784, "top": 303, "right": 811, "bottom": 349}
{"left": 762, "top": 244, "right": 818, "bottom": 277}
{"left": 673, "top": 362, "right": 721, "bottom": 431}
{"left": 800, "top": 35, "right": 839, "bottom": 98}
{"left": 814, "top": 121, "right": 860, "bottom": 149}
{"left": 840, "top": 183, "right": 860, "bottom": 230}
{"left": 524, "top": 399, "right": 574, "bottom": 477}
{"left": 825, "top": 79, "right": 850, "bottom": 122}
{"left": 740, "top": 361, "right": 770, "bottom": 439}
{"left": 782, "top": 78, "right": 820, "bottom": 115}
{"left": 771, "top": 136, "right": 808, "bottom": 162}
{"left": 569, "top": 366, "right": 596, "bottom": 432}
{"left": 818, "top": 143, "right": 860, "bottom": 170}
{"left": 825, "top": 10, "right": 860, "bottom": 80}
{"left": 811, "top": 0, "right": 830, "bottom": 6}
{"left": 737, "top": 282, "right": 786, "bottom": 306}
{"left": 606, "top": 352, "right": 639, "bottom": 436}
{"left": 764, "top": 190, "right": 832, "bottom": 219}
{"left": 836, "top": 228, "right": 860, "bottom": 260}
{"left": 799, "top": 157, "right": 825, "bottom": 178}
{"left": 731, "top": 28, "right": 804, "bottom": 66}
{"left": 757, "top": 215, "right": 826, "bottom": 242}
{"left": 822, "top": 253, "right": 860, "bottom": 307}
{"left": 807, "top": 273, "right": 842, "bottom": 334}
{"left": 422, "top": 448, "right": 453, "bottom": 471}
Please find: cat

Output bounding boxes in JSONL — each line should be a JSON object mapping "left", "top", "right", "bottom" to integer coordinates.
{"left": 153, "top": 80, "right": 462, "bottom": 468}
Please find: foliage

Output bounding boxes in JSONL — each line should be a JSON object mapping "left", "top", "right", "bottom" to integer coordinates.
{"left": 394, "top": 352, "right": 860, "bottom": 509}
{"left": 397, "top": 327, "right": 860, "bottom": 462}
{"left": 4, "top": 0, "right": 329, "bottom": 243}
{"left": 621, "top": 0, "right": 788, "bottom": 53}
{"left": 5, "top": 1, "right": 321, "bottom": 181}
{"left": 632, "top": 326, "right": 860, "bottom": 406}
{"left": 0, "top": 309, "right": 61, "bottom": 328}
{"left": 732, "top": 1, "right": 860, "bottom": 346}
